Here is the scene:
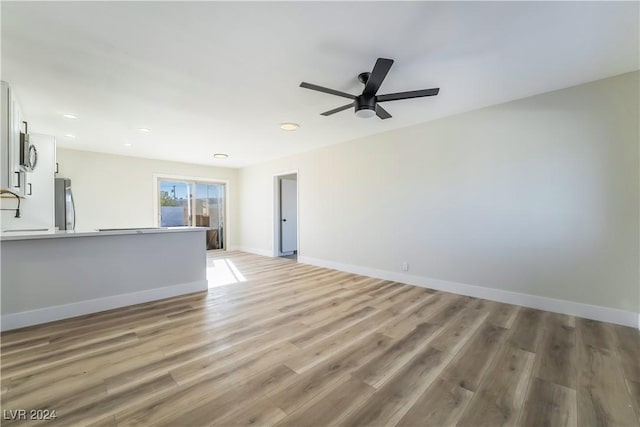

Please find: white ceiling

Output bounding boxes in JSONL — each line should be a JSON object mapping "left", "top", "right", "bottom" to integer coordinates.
{"left": 2, "top": 1, "right": 638, "bottom": 168}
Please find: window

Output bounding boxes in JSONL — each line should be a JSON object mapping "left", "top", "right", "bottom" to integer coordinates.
{"left": 157, "top": 177, "right": 226, "bottom": 250}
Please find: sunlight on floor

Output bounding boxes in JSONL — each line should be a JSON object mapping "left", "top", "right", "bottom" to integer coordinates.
{"left": 207, "top": 258, "right": 247, "bottom": 288}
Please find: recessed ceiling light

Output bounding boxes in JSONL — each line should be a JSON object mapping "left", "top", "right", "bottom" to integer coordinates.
{"left": 123, "top": 143, "right": 132, "bottom": 148}
{"left": 213, "top": 153, "right": 228, "bottom": 159}
{"left": 280, "top": 122, "right": 300, "bottom": 131}
{"left": 137, "top": 128, "right": 150, "bottom": 133}
{"left": 63, "top": 114, "right": 77, "bottom": 119}
{"left": 64, "top": 134, "right": 76, "bottom": 139}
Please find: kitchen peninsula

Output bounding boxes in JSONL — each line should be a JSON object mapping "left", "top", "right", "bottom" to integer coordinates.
{"left": 1, "top": 227, "right": 208, "bottom": 330}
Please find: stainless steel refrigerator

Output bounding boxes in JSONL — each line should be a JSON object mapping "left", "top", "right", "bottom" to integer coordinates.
{"left": 55, "top": 178, "right": 75, "bottom": 230}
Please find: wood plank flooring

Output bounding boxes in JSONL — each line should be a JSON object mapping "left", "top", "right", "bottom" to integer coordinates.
{"left": 1, "top": 251, "right": 639, "bottom": 426}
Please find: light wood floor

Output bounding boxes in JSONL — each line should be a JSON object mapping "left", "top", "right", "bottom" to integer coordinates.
{"left": 1, "top": 251, "right": 639, "bottom": 427}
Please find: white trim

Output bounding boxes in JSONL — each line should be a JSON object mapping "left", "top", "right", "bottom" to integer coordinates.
{"left": 1, "top": 280, "right": 208, "bottom": 331}
{"left": 232, "top": 246, "right": 274, "bottom": 257}
{"left": 272, "top": 169, "right": 300, "bottom": 258}
{"left": 298, "top": 255, "right": 640, "bottom": 329}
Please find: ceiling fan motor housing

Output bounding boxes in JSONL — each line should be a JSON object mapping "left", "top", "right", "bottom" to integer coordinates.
{"left": 355, "top": 95, "right": 376, "bottom": 115}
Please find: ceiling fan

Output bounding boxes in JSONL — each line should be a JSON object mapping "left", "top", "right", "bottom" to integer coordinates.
{"left": 300, "top": 58, "right": 439, "bottom": 120}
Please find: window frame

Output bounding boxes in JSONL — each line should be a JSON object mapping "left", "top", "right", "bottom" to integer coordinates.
{"left": 152, "top": 173, "right": 229, "bottom": 251}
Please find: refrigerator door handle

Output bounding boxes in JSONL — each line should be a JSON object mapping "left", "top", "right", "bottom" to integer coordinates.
{"left": 69, "top": 189, "right": 76, "bottom": 230}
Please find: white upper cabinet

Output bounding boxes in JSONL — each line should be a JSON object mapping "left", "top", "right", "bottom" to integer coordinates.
{"left": 1, "top": 82, "right": 56, "bottom": 229}
{"left": 1, "top": 81, "right": 28, "bottom": 197}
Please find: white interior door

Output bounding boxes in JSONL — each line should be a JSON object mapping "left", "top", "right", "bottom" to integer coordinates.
{"left": 280, "top": 178, "right": 297, "bottom": 253}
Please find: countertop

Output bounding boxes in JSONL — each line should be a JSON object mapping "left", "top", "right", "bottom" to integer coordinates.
{"left": 0, "top": 226, "right": 208, "bottom": 241}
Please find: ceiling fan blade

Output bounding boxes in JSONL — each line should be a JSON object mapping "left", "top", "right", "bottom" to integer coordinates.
{"left": 321, "top": 103, "right": 354, "bottom": 116}
{"left": 375, "top": 105, "right": 392, "bottom": 120}
{"left": 376, "top": 88, "right": 439, "bottom": 102}
{"left": 300, "top": 82, "right": 356, "bottom": 100}
{"left": 363, "top": 58, "right": 394, "bottom": 97}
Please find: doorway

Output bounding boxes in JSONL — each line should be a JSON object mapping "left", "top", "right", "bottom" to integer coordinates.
{"left": 274, "top": 172, "right": 298, "bottom": 260}
{"left": 155, "top": 176, "right": 226, "bottom": 251}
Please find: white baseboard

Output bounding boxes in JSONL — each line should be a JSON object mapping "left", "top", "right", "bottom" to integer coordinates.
{"left": 1, "top": 280, "right": 208, "bottom": 331}
{"left": 298, "top": 255, "right": 639, "bottom": 329}
{"left": 231, "top": 246, "right": 274, "bottom": 257}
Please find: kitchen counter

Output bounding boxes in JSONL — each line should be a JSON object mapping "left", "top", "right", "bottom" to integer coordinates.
{"left": 1, "top": 226, "right": 208, "bottom": 331}
{"left": 0, "top": 226, "right": 207, "bottom": 241}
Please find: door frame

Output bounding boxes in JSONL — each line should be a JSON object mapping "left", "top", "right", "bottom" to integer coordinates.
{"left": 153, "top": 173, "right": 230, "bottom": 251}
{"left": 273, "top": 170, "right": 299, "bottom": 257}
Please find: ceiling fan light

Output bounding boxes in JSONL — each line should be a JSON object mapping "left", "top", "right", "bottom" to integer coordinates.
{"left": 355, "top": 108, "right": 376, "bottom": 119}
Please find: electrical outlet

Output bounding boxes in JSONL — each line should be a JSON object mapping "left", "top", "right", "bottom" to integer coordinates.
{"left": 401, "top": 261, "right": 409, "bottom": 271}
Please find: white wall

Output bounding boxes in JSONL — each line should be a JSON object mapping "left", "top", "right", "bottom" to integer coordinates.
{"left": 56, "top": 149, "right": 239, "bottom": 246}
{"left": 237, "top": 72, "right": 639, "bottom": 321}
